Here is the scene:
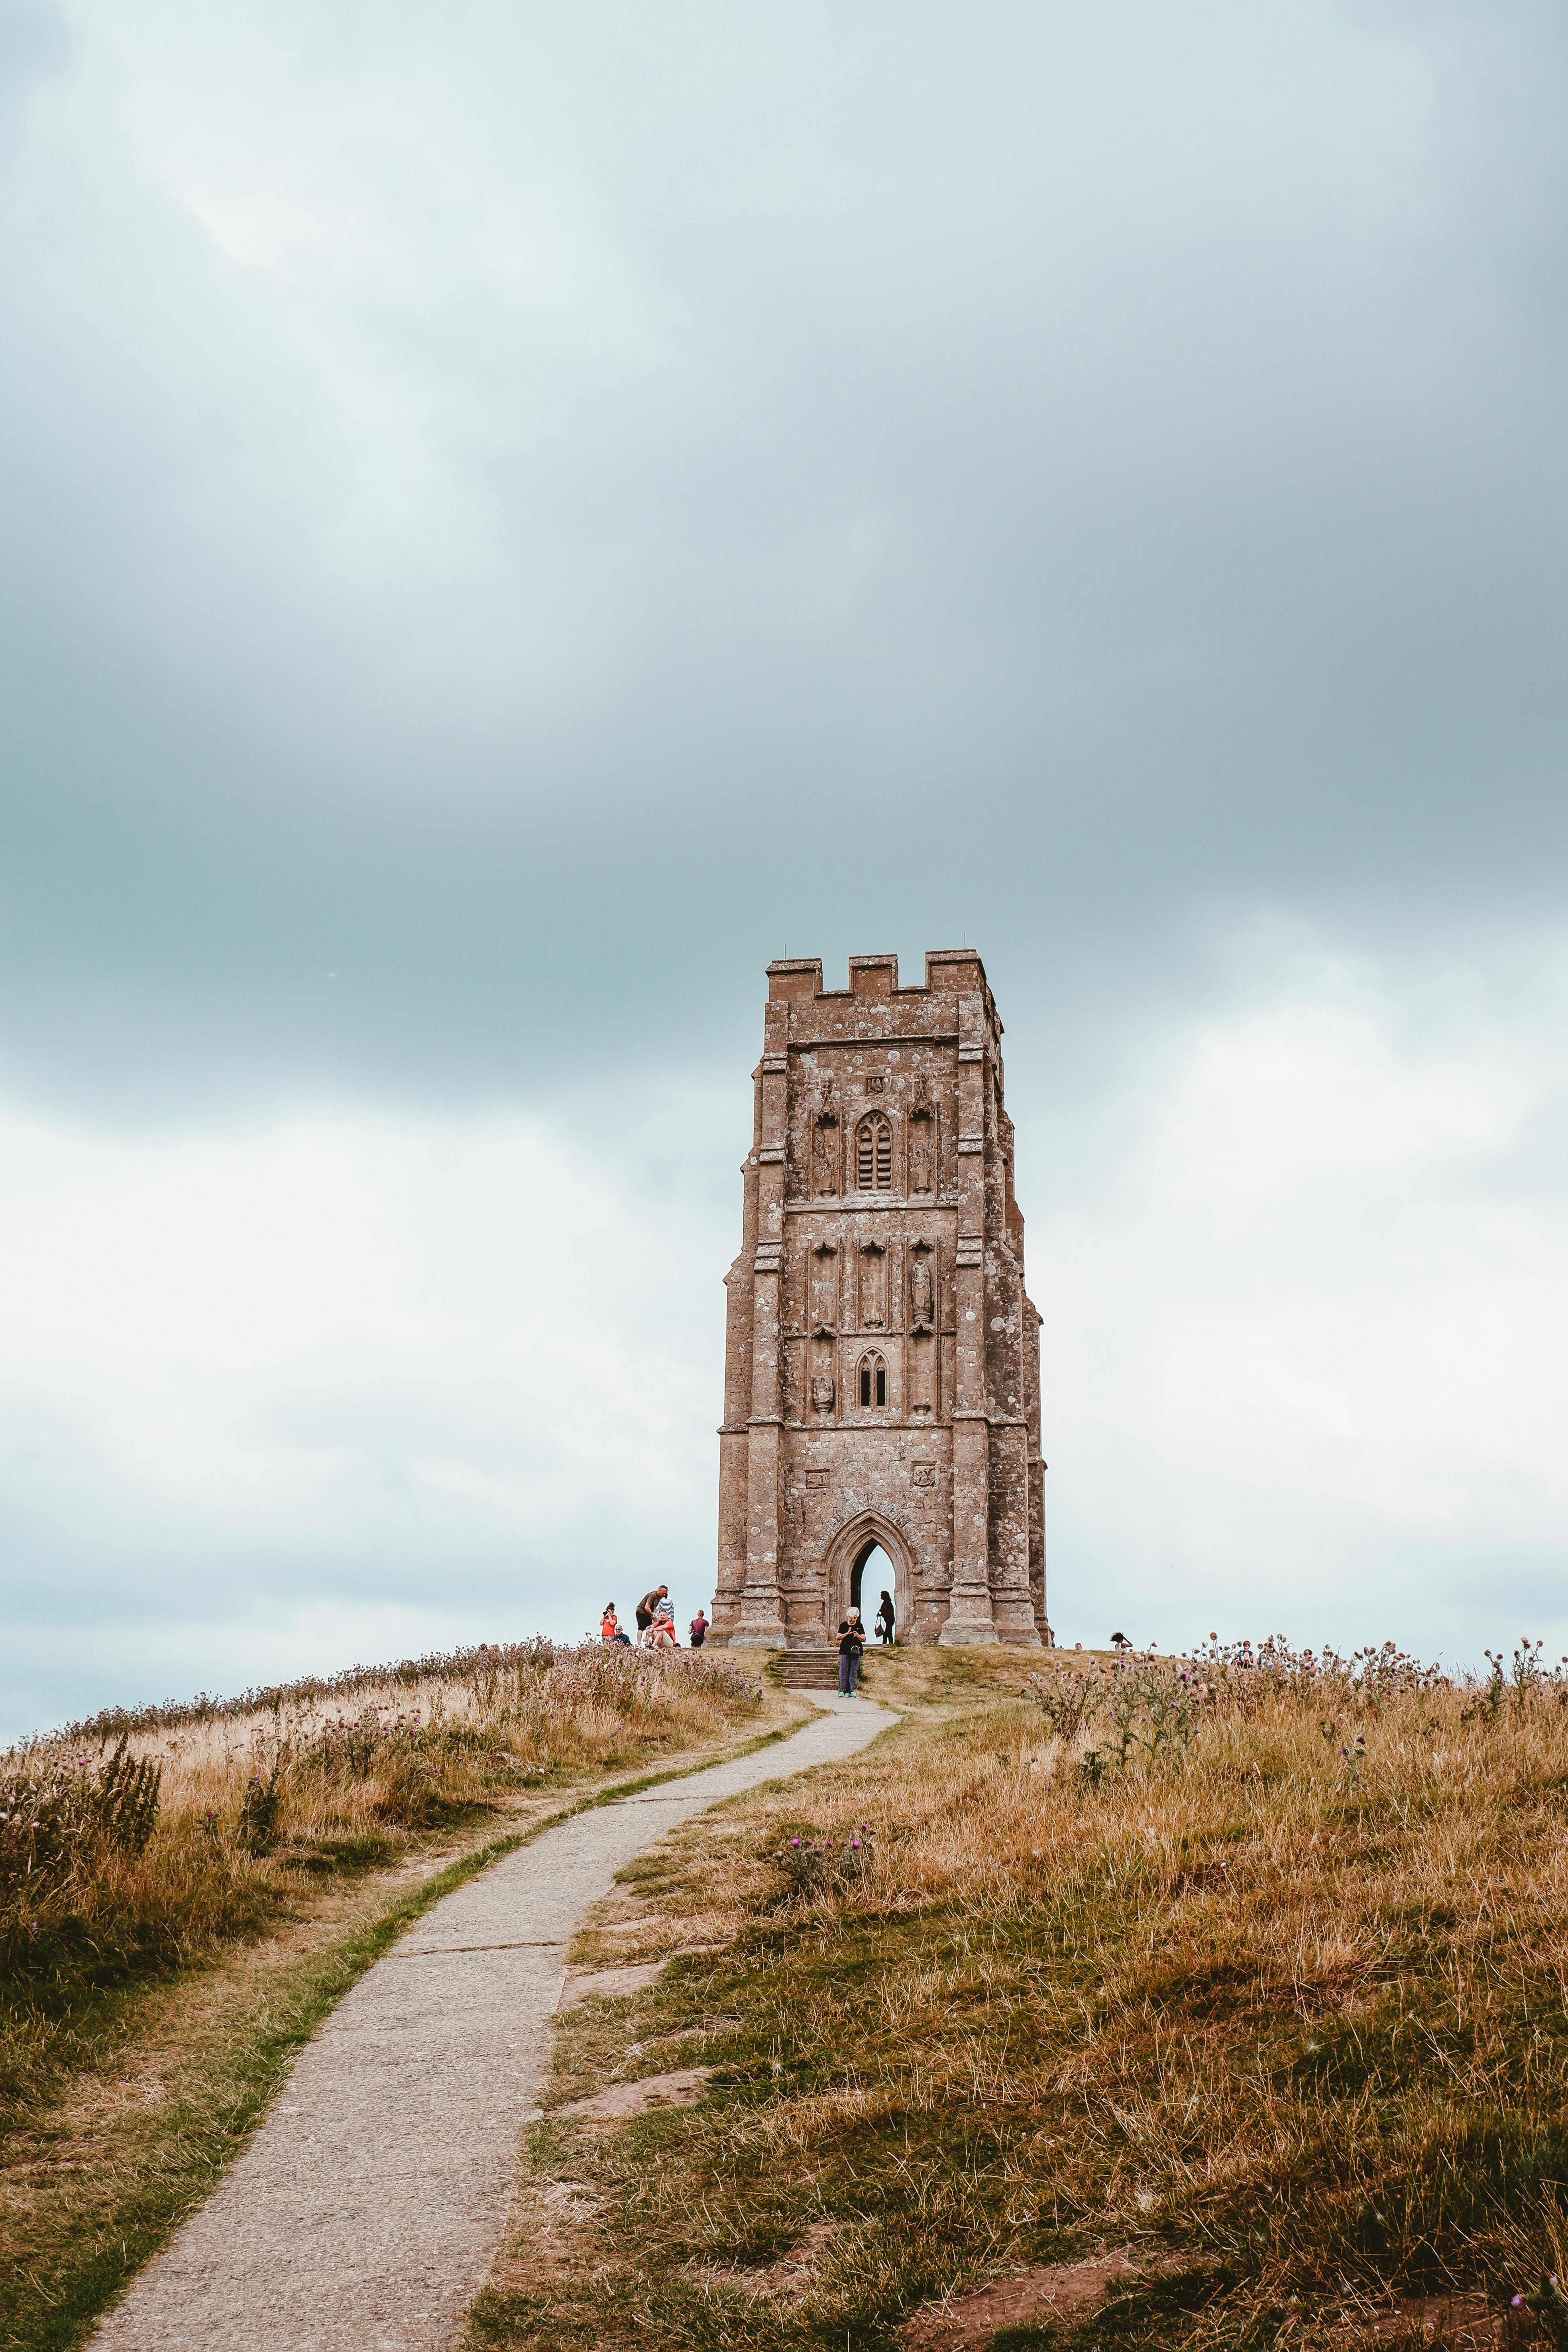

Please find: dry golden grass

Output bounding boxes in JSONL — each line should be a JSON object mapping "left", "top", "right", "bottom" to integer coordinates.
{"left": 0, "top": 1641, "right": 780, "bottom": 2352}
{"left": 466, "top": 1643, "right": 1568, "bottom": 2352}
{"left": 2, "top": 1642, "right": 769, "bottom": 1983}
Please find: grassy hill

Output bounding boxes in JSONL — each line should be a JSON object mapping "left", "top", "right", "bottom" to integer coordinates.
{"left": 7, "top": 1631, "right": 1562, "bottom": 2349}
{"left": 470, "top": 1638, "right": 1568, "bottom": 2350}
{"left": 0, "top": 1640, "right": 778, "bottom": 2352}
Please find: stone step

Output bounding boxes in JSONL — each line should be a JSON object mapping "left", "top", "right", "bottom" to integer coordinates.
{"left": 772, "top": 1652, "right": 870, "bottom": 1690}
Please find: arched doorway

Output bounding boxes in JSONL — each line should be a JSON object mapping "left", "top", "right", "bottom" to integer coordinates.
{"left": 823, "top": 1511, "right": 912, "bottom": 1649}
{"left": 851, "top": 1541, "right": 897, "bottom": 1646}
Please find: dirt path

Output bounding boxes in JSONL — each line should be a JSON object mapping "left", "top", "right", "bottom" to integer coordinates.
{"left": 90, "top": 1691, "right": 894, "bottom": 2350}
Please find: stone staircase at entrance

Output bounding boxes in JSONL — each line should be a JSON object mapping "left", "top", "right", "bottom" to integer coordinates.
{"left": 772, "top": 1652, "right": 863, "bottom": 1691}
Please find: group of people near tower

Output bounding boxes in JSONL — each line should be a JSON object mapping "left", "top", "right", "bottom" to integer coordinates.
{"left": 599, "top": 1586, "right": 709, "bottom": 1650}
{"left": 600, "top": 1581, "right": 896, "bottom": 1675}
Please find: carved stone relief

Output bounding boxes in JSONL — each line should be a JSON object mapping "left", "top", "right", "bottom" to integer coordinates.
{"left": 908, "top": 1075, "right": 933, "bottom": 1193}
{"left": 908, "top": 1245, "right": 935, "bottom": 1333}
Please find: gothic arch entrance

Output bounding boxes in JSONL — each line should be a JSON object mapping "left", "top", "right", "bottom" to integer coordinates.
{"left": 822, "top": 1511, "right": 913, "bottom": 1649}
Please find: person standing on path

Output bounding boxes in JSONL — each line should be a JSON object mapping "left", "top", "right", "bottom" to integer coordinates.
{"left": 837, "top": 1610, "right": 866, "bottom": 1696}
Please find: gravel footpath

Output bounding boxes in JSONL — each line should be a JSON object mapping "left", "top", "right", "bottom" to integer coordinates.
{"left": 91, "top": 1691, "right": 893, "bottom": 2350}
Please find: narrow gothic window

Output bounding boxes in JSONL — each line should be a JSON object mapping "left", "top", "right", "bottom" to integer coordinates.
{"left": 857, "top": 1114, "right": 892, "bottom": 1190}
{"left": 859, "top": 1352, "right": 888, "bottom": 1408}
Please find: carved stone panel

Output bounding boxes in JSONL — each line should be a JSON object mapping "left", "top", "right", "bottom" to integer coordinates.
{"left": 812, "top": 1109, "right": 839, "bottom": 1196}
{"left": 859, "top": 1240, "right": 886, "bottom": 1329}
{"left": 908, "top": 1075, "right": 934, "bottom": 1193}
{"left": 810, "top": 1241, "right": 838, "bottom": 1335}
{"left": 909, "top": 1334, "right": 934, "bottom": 1416}
{"left": 908, "top": 1244, "right": 935, "bottom": 1334}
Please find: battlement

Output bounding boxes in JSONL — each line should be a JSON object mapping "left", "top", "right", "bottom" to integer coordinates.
{"left": 766, "top": 949, "right": 994, "bottom": 1016}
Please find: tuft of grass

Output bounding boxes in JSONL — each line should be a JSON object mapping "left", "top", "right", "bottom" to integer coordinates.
{"left": 466, "top": 1640, "right": 1568, "bottom": 2350}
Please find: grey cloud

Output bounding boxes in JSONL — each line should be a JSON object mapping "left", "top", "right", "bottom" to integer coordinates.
{"left": 1, "top": 0, "right": 1566, "bottom": 1118}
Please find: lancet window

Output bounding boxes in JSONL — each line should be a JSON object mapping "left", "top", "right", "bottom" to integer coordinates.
{"left": 856, "top": 1114, "right": 892, "bottom": 1190}
{"left": 859, "top": 1352, "right": 888, "bottom": 1409}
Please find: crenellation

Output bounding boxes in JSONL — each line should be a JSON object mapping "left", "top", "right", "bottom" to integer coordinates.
{"left": 714, "top": 948, "right": 1047, "bottom": 1651}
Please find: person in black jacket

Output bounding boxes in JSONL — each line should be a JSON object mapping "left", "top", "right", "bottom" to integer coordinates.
{"left": 874, "top": 1589, "right": 895, "bottom": 1646}
{"left": 837, "top": 1610, "right": 866, "bottom": 1696}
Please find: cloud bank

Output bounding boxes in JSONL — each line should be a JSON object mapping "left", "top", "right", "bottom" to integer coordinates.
{"left": 2, "top": 3, "right": 1565, "bottom": 1731}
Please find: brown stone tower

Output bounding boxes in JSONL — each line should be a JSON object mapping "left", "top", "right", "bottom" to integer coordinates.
{"left": 711, "top": 951, "right": 1046, "bottom": 1649}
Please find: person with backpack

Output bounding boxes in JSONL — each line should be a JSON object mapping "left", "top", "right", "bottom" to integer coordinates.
{"left": 837, "top": 1609, "right": 866, "bottom": 1696}
{"left": 689, "top": 1609, "right": 708, "bottom": 1648}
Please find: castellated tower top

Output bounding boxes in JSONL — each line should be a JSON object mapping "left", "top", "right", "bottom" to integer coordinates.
{"left": 710, "top": 947, "right": 1047, "bottom": 1653}
{"left": 764, "top": 949, "right": 1001, "bottom": 1032}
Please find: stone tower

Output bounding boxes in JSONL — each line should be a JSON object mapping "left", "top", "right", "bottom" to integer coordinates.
{"left": 711, "top": 950, "right": 1047, "bottom": 1649}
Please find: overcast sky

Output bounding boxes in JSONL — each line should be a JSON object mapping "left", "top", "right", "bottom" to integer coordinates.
{"left": 3, "top": 1, "right": 1566, "bottom": 1739}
